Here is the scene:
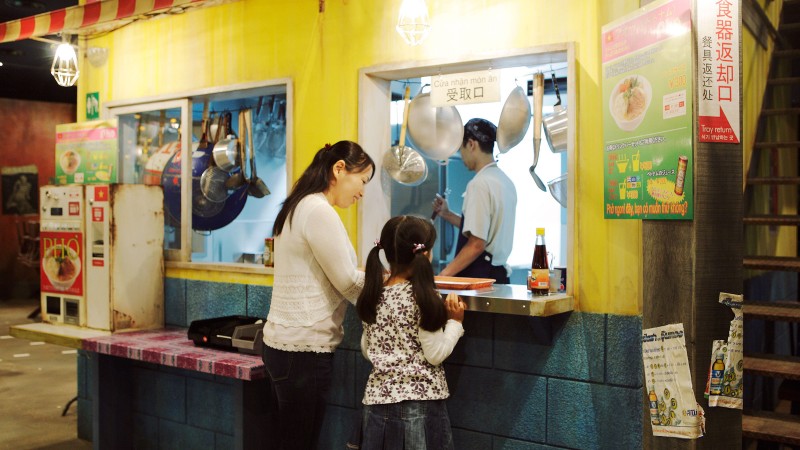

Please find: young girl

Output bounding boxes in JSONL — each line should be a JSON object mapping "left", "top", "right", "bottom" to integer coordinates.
{"left": 356, "top": 215, "right": 466, "bottom": 449}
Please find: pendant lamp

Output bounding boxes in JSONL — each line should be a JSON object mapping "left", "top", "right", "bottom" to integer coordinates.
{"left": 396, "top": 0, "right": 430, "bottom": 46}
{"left": 51, "top": 37, "right": 79, "bottom": 87}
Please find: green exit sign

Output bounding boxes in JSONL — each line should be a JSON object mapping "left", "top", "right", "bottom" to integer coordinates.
{"left": 86, "top": 92, "right": 99, "bottom": 120}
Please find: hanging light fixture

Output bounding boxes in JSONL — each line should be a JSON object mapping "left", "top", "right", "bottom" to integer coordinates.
{"left": 396, "top": 0, "right": 430, "bottom": 46}
{"left": 51, "top": 36, "right": 79, "bottom": 87}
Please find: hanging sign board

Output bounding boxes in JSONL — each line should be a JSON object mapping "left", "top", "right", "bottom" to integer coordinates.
{"left": 601, "top": 0, "right": 694, "bottom": 220}
{"left": 430, "top": 70, "right": 501, "bottom": 107}
{"left": 55, "top": 119, "right": 119, "bottom": 185}
{"left": 697, "top": 0, "right": 740, "bottom": 143}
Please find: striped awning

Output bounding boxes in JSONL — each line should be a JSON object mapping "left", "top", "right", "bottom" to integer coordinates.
{"left": 0, "top": 0, "right": 227, "bottom": 44}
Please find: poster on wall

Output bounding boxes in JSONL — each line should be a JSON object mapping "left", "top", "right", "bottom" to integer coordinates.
{"left": 697, "top": 0, "right": 740, "bottom": 143}
{"left": 55, "top": 119, "right": 119, "bottom": 185}
{"left": 1, "top": 165, "right": 38, "bottom": 215}
{"left": 602, "top": 0, "right": 694, "bottom": 220}
{"left": 642, "top": 323, "right": 706, "bottom": 439}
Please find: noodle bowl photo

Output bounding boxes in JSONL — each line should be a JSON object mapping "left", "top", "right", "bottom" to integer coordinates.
{"left": 60, "top": 150, "right": 81, "bottom": 175}
{"left": 42, "top": 245, "right": 81, "bottom": 290}
{"left": 610, "top": 75, "right": 652, "bottom": 132}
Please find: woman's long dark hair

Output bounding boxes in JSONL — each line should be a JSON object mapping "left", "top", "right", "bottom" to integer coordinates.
{"left": 357, "top": 215, "right": 447, "bottom": 332}
{"left": 272, "top": 140, "right": 375, "bottom": 236}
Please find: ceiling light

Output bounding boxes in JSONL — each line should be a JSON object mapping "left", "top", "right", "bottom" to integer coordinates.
{"left": 51, "top": 39, "right": 79, "bottom": 87}
{"left": 396, "top": 0, "right": 430, "bottom": 46}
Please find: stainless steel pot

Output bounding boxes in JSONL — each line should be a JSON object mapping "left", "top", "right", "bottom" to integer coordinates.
{"left": 543, "top": 73, "right": 568, "bottom": 153}
{"left": 213, "top": 112, "right": 241, "bottom": 172}
{"left": 497, "top": 85, "right": 531, "bottom": 153}
{"left": 406, "top": 91, "right": 463, "bottom": 161}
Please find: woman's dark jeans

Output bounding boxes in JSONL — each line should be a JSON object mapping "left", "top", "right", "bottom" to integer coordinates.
{"left": 261, "top": 345, "right": 334, "bottom": 450}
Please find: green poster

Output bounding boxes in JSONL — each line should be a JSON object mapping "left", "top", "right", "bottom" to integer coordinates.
{"left": 601, "top": 0, "right": 693, "bottom": 220}
{"left": 55, "top": 119, "right": 118, "bottom": 185}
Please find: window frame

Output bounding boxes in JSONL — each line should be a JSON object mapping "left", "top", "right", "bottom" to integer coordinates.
{"left": 103, "top": 79, "right": 294, "bottom": 270}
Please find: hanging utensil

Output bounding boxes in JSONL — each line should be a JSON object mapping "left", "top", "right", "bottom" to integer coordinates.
{"left": 406, "top": 88, "right": 463, "bottom": 161}
{"left": 212, "top": 111, "right": 241, "bottom": 172}
{"left": 497, "top": 83, "right": 532, "bottom": 153}
{"left": 529, "top": 72, "right": 547, "bottom": 192}
{"left": 254, "top": 96, "right": 271, "bottom": 156}
{"left": 246, "top": 108, "right": 271, "bottom": 198}
{"left": 383, "top": 85, "right": 428, "bottom": 186}
{"left": 225, "top": 110, "right": 249, "bottom": 190}
{"left": 543, "top": 72, "right": 568, "bottom": 153}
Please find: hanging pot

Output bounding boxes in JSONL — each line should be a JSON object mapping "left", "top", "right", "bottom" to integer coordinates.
{"left": 406, "top": 91, "right": 463, "bottom": 161}
{"left": 497, "top": 84, "right": 532, "bottom": 153}
{"left": 161, "top": 117, "right": 248, "bottom": 231}
{"left": 543, "top": 73, "right": 568, "bottom": 153}
{"left": 383, "top": 86, "right": 428, "bottom": 186}
{"left": 212, "top": 112, "right": 241, "bottom": 172}
{"left": 225, "top": 110, "right": 249, "bottom": 190}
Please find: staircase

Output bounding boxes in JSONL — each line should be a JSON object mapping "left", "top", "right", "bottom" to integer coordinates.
{"left": 743, "top": 0, "right": 800, "bottom": 447}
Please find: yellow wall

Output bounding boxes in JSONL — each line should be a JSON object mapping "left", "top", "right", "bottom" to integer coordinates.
{"left": 80, "top": 0, "right": 667, "bottom": 316}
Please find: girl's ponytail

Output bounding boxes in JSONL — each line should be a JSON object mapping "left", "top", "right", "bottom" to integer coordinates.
{"left": 410, "top": 250, "right": 447, "bottom": 331}
{"left": 356, "top": 244, "right": 384, "bottom": 324}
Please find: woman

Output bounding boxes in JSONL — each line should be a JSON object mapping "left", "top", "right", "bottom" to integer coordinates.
{"left": 262, "top": 140, "right": 375, "bottom": 449}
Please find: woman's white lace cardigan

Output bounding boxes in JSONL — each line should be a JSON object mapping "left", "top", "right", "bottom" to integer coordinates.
{"left": 263, "top": 193, "right": 364, "bottom": 352}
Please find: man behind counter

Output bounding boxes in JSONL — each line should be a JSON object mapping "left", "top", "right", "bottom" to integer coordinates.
{"left": 431, "top": 118, "right": 517, "bottom": 284}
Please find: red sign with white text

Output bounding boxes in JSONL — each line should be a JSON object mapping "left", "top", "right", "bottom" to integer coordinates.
{"left": 40, "top": 231, "right": 84, "bottom": 295}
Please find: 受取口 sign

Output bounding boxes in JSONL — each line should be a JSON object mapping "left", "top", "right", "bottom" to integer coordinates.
{"left": 430, "top": 70, "right": 500, "bottom": 107}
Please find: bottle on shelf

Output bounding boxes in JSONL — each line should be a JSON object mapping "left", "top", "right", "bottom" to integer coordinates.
{"left": 528, "top": 227, "right": 549, "bottom": 295}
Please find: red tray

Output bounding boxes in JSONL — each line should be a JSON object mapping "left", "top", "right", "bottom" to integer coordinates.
{"left": 434, "top": 276, "right": 495, "bottom": 290}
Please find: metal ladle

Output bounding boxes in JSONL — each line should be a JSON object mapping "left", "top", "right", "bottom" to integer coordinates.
{"left": 529, "top": 72, "right": 547, "bottom": 192}
{"left": 245, "top": 109, "right": 270, "bottom": 198}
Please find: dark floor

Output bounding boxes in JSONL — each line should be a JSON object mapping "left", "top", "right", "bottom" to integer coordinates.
{"left": 0, "top": 297, "right": 92, "bottom": 450}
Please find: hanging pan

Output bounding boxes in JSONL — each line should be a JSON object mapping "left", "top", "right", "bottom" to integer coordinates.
{"left": 406, "top": 89, "right": 463, "bottom": 161}
{"left": 543, "top": 72, "right": 568, "bottom": 153}
{"left": 496, "top": 83, "right": 532, "bottom": 153}
{"left": 246, "top": 108, "right": 271, "bottom": 198}
{"left": 383, "top": 85, "right": 427, "bottom": 186}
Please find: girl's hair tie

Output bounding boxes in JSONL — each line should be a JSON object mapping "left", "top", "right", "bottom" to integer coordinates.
{"left": 374, "top": 239, "right": 382, "bottom": 249}
{"left": 412, "top": 243, "right": 425, "bottom": 254}
{"left": 324, "top": 143, "right": 332, "bottom": 150}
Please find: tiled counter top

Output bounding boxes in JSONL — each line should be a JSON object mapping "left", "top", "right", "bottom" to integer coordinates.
{"left": 82, "top": 328, "right": 265, "bottom": 381}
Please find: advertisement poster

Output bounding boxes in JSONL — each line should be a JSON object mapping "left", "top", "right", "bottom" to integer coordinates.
{"left": 697, "top": 0, "right": 740, "bottom": 143}
{"left": 602, "top": 0, "right": 694, "bottom": 220}
{"left": 55, "top": 119, "right": 118, "bottom": 185}
{"left": 704, "top": 293, "right": 743, "bottom": 409}
{"left": 643, "top": 323, "right": 705, "bottom": 439}
{"left": 1, "top": 165, "right": 38, "bottom": 215}
{"left": 40, "top": 231, "right": 84, "bottom": 296}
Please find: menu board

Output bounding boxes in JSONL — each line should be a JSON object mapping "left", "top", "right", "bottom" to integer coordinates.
{"left": 602, "top": 0, "right": 694, "bottom": 220}
{"left": 55, "top": 119, "right": 118, "bottom": 185}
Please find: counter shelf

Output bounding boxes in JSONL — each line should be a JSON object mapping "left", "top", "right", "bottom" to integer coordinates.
{"left": 440, "top": 284, "right": 573, "bottom": 317}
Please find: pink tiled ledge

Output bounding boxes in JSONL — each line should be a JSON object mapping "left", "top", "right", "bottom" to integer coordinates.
{"left": 82, "top": 328, "right": 266, "bottom": 381}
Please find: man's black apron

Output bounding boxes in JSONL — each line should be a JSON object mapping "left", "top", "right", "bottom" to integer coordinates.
{"left": 454, "top": 216, "right": 510, "bottom": 284}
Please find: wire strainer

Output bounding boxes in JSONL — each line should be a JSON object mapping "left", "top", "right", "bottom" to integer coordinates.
{"left": 547, "top": 173, "right": 567, "bottom": 208}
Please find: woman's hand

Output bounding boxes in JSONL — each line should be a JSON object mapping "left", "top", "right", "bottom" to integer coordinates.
{"left": 444, "top": 292, "right": 466, "bottom": 323}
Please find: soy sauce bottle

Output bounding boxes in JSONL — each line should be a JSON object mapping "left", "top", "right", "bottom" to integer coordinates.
{"left": 529, "top": 228, "right": 549, "bottom": 295}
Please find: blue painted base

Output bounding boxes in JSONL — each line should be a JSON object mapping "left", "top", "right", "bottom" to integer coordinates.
{"left": 77, "top": 279, "right": 644, "bottom": 449}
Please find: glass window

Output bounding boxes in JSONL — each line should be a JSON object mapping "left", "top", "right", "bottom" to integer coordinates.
{"left": 112, "top": 86, "right": 288, "bottom": 266}
{"left": 387, "top": 67, "right": 568, "bottom": 280}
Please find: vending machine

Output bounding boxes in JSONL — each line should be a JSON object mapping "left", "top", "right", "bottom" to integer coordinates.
{"left": 40, "top": 184, "right": 165, "bottom": 331}
{"left": 84, "top": 184, "right": 164, "bottom": 331}
{"left": 40, "top": 185, "right": 86, "bottom": 326}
